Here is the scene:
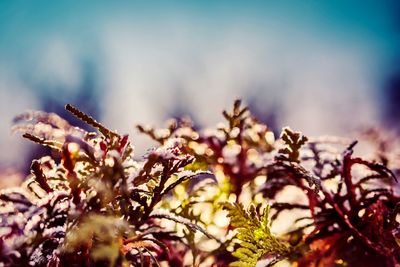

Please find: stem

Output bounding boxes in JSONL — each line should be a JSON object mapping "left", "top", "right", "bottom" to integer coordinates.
{"left": 321, "top": 187, "right": 391, "bottom": 258}
{"left": 342, "top": 153, "right": 357, "bottom": 211}
{"left": 140, "top": 161, "right": 171, "bottom": 223}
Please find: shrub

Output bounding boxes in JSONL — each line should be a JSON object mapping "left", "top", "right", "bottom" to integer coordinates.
{"left": 0, "top": 101, "right": 399, "bottom": 267}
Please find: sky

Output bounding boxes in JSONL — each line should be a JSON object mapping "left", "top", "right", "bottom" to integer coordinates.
{"left": 0, "top": 1, "right": 399, "bottom": 170}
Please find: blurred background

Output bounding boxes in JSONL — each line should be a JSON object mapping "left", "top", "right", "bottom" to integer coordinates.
{"left": 0, "top": 1, "right": 400, "bottom": 175}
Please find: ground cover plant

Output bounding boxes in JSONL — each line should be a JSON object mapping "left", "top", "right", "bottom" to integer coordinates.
{"left": 0, "top": 101, "right": 399, "bottom": 266}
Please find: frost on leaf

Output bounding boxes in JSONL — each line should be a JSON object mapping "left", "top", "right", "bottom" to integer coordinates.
{"left": 1, "top": 101, "right": 399, "bottom": 267}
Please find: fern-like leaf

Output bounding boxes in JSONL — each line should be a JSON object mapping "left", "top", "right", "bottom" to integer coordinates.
{"left": 222, "top": 99, "right": 249, "bottom": 129}
{"left": 278, "top": 127, "right": 308, "bottom": 163}
{"left": 22, "top": 133, "right": 63, "bottom": 150}
{"left": 223, "top": 203, "right": 291, "bottom": 267}
{"left": 65, "top": 104, "right": 118, "bottom": 138}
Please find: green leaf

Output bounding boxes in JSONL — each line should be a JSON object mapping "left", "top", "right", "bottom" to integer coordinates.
{"left": 222, "top": 203, "right": 291, "bottom": 267}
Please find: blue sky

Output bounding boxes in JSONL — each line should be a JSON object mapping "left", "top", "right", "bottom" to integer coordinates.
{"left": 0, "top": 1, "right": 399, "bottom": 168}
{"left": 0, "top": 1, "right": 399, "bottom": 60}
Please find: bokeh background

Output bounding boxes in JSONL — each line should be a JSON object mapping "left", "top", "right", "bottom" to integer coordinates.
{"left": 1, "top": 1, "right": 400, "bottom": 174}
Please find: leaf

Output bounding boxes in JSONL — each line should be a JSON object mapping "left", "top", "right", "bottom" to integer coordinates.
{"left": 22, "top": 133, "right": 63, "bottom": 151}
{"left": 30, "top": 160, "right": 53, "bottom": 193}
{"left": 65, "top": 104, "right": 118, "bottom": 138}
{"left": 13, "top": 110, "right": 72, "bottom": 131}
{"left": 278, "top": 127, "right": 308, "bottom": 163}
{"left": 161, "top": 171, "right": 216, "bottom": 196}
{"left": 149, "top": 209, "right": 219, "bottom": 241}
{"left": 222, "top": 203, "right": 291, "bottom": 267}
{"left": 222, "top": 99, "right": 249, "bottom": 129}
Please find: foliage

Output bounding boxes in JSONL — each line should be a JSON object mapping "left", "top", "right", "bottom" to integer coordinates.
{"left": 278, "top": 127, "right": 308, "bottom": 163}
{"left": 0, "top": 100, "right": 399, "bottom": 267}
{"left": 2, "top": 105, "right": 215, "bottom": 267}
{"left": 222, "top": 203, "right": 291, "bottom": 267}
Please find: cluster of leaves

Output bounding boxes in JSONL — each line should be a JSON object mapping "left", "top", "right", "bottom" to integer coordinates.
{"left": 137, "top": 100, "right": 400, "bottom": 266}
{"left": 222, "top": 203, "right": 291, "bottom": 267}
{"left": 1, "top": 105, "right": 216, "bottom": 267}
{"left": 0, "top": 100, "right": 399, "bottom": 267}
